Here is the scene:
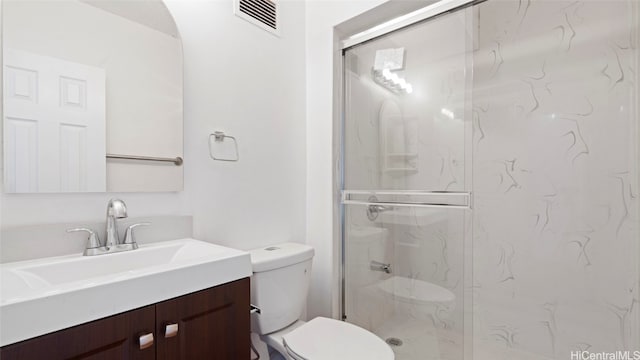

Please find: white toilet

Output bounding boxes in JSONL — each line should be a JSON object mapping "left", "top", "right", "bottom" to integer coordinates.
{"left": 249, "top": 242, "right": 395, "bottom": 360}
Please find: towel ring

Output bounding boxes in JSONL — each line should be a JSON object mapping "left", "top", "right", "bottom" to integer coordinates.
{"left": 209, "top": 131, "right": 239, "bottom": 162}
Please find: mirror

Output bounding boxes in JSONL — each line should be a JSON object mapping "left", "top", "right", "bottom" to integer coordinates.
{"left": 2, "top": 0, "right": 183, "bottom": 193}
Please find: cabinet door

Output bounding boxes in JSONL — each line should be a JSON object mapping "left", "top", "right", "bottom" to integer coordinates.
{"left": 0, "top": 304, "right": 156, "bottom": 360}
{"left": 156, "top": 278, "right": 250, "bottom": 360}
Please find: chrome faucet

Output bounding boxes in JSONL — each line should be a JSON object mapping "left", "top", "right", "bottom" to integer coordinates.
{"left": 67, "top": 199, "right": 150, "bottom": 256}
{"left": 106, "top": 199, "right": 128, "bottom": 248}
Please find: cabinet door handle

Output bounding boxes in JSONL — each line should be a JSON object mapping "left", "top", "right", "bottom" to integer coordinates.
{"left": 139, "top": 333, "right": 154, "bottom": 350}
{"left": 165, "top": 323, "right": 179, "bottom": 338}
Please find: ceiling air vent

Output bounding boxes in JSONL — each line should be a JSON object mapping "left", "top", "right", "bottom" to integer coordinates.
{"left": 234, "top": 0, "right": 279, "bottom": 36}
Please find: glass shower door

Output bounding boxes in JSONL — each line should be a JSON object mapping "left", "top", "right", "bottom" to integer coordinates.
{"left": 341, "top": 6, "right": 474, "bottom": 360}
{"left": 343, "top": 202, "right": 470, "bottom": 360}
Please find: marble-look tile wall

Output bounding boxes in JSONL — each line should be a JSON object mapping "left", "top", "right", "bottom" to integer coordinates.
{"left": 472, "top": 0, "right": 639, "bottom": 358}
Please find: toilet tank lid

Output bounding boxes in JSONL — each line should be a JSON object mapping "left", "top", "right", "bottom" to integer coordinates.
{"left": 249, "top": 243, "right": 314, "bottom": 273}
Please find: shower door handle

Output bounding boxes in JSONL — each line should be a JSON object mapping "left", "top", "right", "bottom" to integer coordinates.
{"left": 341, "top": 190, "right": 471, "bottom": 209}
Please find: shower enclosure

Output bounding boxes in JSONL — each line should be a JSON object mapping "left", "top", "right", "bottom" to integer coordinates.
{"left": 340, "top": 1, "right": 639, "bottom": 359}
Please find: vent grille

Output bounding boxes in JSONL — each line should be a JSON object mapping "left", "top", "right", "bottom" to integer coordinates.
{"left": 235, "top": 0, "right": 279, "bottom": 36}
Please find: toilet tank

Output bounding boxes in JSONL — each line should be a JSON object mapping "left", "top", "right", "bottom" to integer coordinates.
{"left": 249, "top": 243, "right": 314, "bottom": 335}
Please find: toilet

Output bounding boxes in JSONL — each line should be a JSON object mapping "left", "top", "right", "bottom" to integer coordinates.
{"left": 249, "top": 242, "right": 395, "bottom": 360}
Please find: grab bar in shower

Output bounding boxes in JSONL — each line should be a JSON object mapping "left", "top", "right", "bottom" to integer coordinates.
{"left": 341, "top": 190, "right": 471, "bottom": 209}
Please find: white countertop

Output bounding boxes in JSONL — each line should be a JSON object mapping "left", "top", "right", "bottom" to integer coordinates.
{"left": 0, "top": 238, "right": 252, "bottom": 346}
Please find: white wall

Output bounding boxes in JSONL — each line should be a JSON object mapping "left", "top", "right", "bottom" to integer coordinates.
{"left": 165, "top": 0, "right": 307, "bottom": 251}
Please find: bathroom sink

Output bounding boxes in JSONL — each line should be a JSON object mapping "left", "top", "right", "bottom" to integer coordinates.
{"left": 0, "top": 238, "right": 251, "bottom": 346}
{"left": 6, "top": 239, "right": 223, "bottom": 288}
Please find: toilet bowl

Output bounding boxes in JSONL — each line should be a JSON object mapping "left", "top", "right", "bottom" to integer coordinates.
{"left": 249, "top": 243, "right": 394, "bottom": 360}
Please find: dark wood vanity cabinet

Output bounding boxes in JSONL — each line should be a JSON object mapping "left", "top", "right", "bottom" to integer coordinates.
{"left": 0, "top": 278, "right": 250, "bottom": 360}
{"left": 0, "top": 304, "right": 157, "bottom": 360}
{"left": 155, "top": 277, "right": 250, "bottom": 360}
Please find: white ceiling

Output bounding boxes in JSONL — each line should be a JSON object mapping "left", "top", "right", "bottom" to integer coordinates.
{"left": 80, "top": 0, "right": 179, "bottom": 38}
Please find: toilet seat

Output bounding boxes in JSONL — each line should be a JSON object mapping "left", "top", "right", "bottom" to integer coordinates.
{"left": 282, "top": 317, "right": 394, "bottom": 360}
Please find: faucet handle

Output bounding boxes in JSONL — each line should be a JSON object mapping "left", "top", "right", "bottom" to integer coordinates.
{"left": 123, "top": 222, "right": 150, "bottom": 248}
{"left": 67, "top": 228, "right": 102, "bottom": 252}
